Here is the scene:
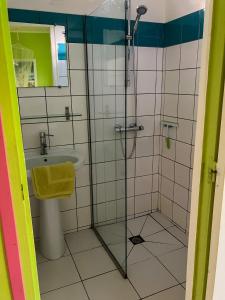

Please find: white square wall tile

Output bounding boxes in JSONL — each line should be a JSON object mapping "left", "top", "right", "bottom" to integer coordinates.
{"left": 72, "top": 96, "right": 87, "bottom": 120}
{"left": 161, "top": 157, "right": 174, "bottom": 180}
{"left": 135, "top": 194, "right": 151, "bottom": 214}
{"left": 77, "top": 206, "right": 91, "bottom": 228}
{"left": 69, "top": 43, "right": 85, "bottom": 69}
{"left": 179, "top": 69, "right": 197, "bottom": 94}
{"left": 70, "top": 70, "right": 86, "bottom": 95}
{"left": 76, "top": 165, "right": 90, "bottom": 187}
{"left": 164, "top": 70, "right": 179, "bottom": 94}
{"left": 165, "top": 45, "right": 180, "bottom": 70}
{"left": 174, "top": 184, "right": 189, "bottom": 210}
{"left": 138, "top": 47, "right": 157, "bottom": 70}
{"left": 163, "top": 94, "right": 178, "bottom": 117}
{"left": 173, "top": 204, "right": 187, "bottom": 230}
{"left": 157, "top": 48, "right": 163, "bottom": 70}
{"left": 48, "top": 122, "right": 73, "bottom": 146}
{"left": 116, "top": 45, "right": 125, "bottom": 70}
{"left": 178, "top": 95, "right": 195, "bottom": 119}
{"left": 76, "top": 186, "right": 91, "bottom": 208}
{"left": 136, "top": 156, "right": 153, "bottom": 176}
{"left": 176, "top": 141, "right": 191, "bottom": 167}
{"left": 136, "top": 137, "right": 154, "bottom": 157}
{"left": 160, "top": 195, "right": 173, "bottom": 219}
{"left": 19, "top": 97, "right": 46, "bottom": 118}
{"left": 175, "top": 163, "right": 190, "bottom": 188}
{"left": 74, "top": 120, "right": 88, "bottom": 143}
{"left": 161, "top": 177, "right": 174, "bottom": 200}
{"left": 137, "top": 94, "right": 155, "bottom": 116}
{"left": 180, "top": 41, "right": 198, "bottom": 69}
{"left": 135, "top": 175, "right": 152, "bottom": 195}
{"left": 137, "top": 71, "right": 156, "bottom": 94}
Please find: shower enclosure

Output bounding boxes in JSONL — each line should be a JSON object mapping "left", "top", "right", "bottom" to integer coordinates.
{"left": 86, "top": 0, "right": 128, "bottom": 276}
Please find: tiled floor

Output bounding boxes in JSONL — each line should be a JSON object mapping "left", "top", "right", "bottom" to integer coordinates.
{"left": 37, "top": 212, "right": 188, "bottom": 300}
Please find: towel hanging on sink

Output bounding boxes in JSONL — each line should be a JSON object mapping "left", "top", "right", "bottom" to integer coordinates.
{"left": 31, "top": 161, "right": 75, "bottom": 200}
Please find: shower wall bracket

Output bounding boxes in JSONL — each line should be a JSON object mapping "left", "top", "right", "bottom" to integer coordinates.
{"left": 161, "top": 120, "right": 178, "bottom": 149}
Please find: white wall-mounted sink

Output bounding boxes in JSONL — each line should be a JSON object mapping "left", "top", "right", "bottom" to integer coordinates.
{"left": 25, "top": 148, "right": 84, "bottom": 178}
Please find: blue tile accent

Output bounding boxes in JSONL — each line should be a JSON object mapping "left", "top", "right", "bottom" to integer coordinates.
{"left": 164, "top": 10, "right": 204, "bottom": 47}
{"left": 8, "top": 8, "right": 204, "bottom": 47}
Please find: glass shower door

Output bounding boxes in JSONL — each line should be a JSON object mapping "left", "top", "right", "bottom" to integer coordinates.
{"left": 86, "top": 0, "right": 127, "bottom": 276}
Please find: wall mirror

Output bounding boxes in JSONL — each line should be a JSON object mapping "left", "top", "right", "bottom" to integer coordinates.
{"left": 10, "top": 22, "right": 69, "bottom": 88}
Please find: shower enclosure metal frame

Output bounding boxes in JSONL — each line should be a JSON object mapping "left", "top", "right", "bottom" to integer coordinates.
{"left": 84, "top": 0, "right": 129, "bottom": 278}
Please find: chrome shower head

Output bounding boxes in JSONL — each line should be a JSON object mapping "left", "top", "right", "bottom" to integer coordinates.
{"left": 136, "top": 5, "right": 148, "bottom": 16}
{"left": 133, "top": 5, "right": 148, "bottom": 35}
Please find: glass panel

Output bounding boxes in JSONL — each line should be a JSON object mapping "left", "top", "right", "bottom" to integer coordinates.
{"left": 86, "top": 0, "right": 127, "bottom": 275}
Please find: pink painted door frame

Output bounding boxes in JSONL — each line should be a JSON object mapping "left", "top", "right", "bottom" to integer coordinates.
{"left": 0, "top": 113, "right": 25, "bottom": 300}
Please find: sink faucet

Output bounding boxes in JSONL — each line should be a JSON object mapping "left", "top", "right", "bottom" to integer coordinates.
{"left": 40, "top": 132, "right": 54, "bottom": 155}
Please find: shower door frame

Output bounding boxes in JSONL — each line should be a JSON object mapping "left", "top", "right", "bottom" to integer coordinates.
{"left": 84, "top": 1, "right": 129, "bottom": 278}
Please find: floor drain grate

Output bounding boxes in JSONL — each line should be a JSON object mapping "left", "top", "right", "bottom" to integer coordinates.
{"left": 129, "top": 235, "right": 145, "bottom": 245}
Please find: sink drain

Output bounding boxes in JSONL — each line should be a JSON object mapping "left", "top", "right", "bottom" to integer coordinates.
{"left": 129, "top": 235, "right": 145, "bottom": 245}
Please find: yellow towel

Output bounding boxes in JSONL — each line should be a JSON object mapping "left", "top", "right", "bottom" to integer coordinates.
{"left": 31, "top": 162, "right": 75, "bottom": 200}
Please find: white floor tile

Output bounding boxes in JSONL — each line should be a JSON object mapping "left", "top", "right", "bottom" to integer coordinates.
{"left": 127, "top": 216, "right": 147, "bottom": 236}
{"left": 150, "top": 212, "right": 174, "bottom": 228}
{"left": 143, "top": 230, "right": 183, "bottom": 257}
{"left": 128, "top": 244, "right": 153, "bottom": 265}
{"left": 128, "top": 257, "right": 177, "bottom": 298}
{"left": 159, "top": 247, "right": 187, "bottom": 283}
{"left": 167, "top": 226, "right": 188, "bottom": 246}
{"left": 141, "top": 216, "right": 164, "bottom": 237}
{"left": 73, "top": 247, "right": 116, "bottom": 280}
{"left": 65, "top": 229, "right": 101, "bottom": 254}
{"left": 38, "top": 256, "right": 80, "bottom": 293}
{"left": 41, "top": 282, "right": 88, "bottom": 300}
{"left": 84, "top": 270, "right": 139, "bottom": 300}
{"left": 144, "top": 285, "right": 185, "bottom": 300}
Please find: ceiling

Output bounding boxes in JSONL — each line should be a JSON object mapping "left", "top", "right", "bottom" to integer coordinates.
{"left": 7, "top": 0, "right": 166, "bottom": 22}
{"left": 7, "top": 0, "right": 205, "bottom": 23}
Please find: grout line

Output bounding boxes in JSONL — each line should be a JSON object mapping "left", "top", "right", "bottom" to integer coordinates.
{"left": 140, "top": 283, "right": 182, "bottom": 299}
{"left": 64, "top": 239, "right": 91, "bottom": 300}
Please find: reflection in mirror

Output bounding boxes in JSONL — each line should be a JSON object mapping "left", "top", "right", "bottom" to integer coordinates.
{"left": 10, "top": 23, "right": 69, "bottom": 88}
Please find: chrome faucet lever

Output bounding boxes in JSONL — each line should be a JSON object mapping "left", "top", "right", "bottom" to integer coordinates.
{"left": 40, "top": 132, "right": 54, "bottom": 155}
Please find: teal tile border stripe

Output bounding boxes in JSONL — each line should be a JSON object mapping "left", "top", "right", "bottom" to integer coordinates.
{"left": 164, "top": 10, "right": 204, "bottom": 47}
{"left": 8, "top": 8, "right": 204, "bottom": 47}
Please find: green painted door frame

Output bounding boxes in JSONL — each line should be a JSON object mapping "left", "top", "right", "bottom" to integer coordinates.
{"left": 192, "top": 0, "right": 225, "bottom": 299}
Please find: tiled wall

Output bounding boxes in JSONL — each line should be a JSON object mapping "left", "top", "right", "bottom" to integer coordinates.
{"left": 19, "top": 43, "right": 164, "bottom": 236}
{"left": 87, "top": 44, "right": 163, "bottom": 225}
{"left": 18, "top": 43, "right": 92, "bottom": 238}
{"left": 159, "top": 39, "right": 202, "bottom": 231}
{"left": 16, "top": 9, "right": 204, "bottom": 236}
